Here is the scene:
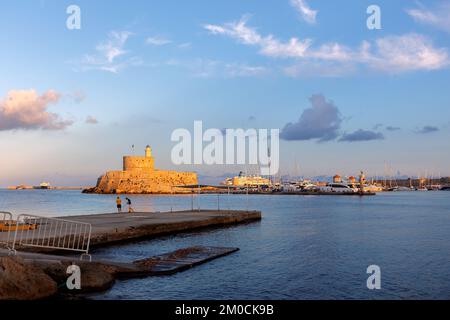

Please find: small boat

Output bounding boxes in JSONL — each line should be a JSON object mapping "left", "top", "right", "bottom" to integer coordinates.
{"left": 396, "top": 186, "right": 415, "bottom": 191}
{"left": 385, "top": 186, "right": 398, "bottom": 192}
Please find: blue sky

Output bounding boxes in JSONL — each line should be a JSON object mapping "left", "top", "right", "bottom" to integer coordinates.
{"left": 0, "top": 0, "right": 450, "bottom": 186}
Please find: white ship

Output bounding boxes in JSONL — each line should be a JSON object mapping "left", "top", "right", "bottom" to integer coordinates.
{"left": 33, "top": 182, "right": 51, "bottom": 189}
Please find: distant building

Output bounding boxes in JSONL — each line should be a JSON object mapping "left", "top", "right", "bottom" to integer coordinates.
{"left": 348, "top": 176, "right": 356, "bottom": 184}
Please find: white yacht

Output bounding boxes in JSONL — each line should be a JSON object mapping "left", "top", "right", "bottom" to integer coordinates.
{"left": 319, "top": 183, "right": 358, "bottom": 194}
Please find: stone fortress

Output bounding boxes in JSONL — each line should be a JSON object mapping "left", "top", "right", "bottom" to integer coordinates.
{"left": 85, "top": 146, "right": 198, "bottom": 194}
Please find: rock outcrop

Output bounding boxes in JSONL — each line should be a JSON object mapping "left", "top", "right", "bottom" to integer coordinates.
{"left": 0, "top": 258, "right": 139, "bottom": 300}
{"left": 0, "top": 256, "right": 57, "bottom": 300}
{"left": 34, "top": 261, "right": 116, "bottom": 293}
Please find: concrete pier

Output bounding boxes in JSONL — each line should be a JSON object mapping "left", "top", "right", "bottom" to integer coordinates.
{"left": 68, "top": 209, "right": 261, "bottom": 247}
{"left": 0, "top": 210, "right": 261, "bottom": 252}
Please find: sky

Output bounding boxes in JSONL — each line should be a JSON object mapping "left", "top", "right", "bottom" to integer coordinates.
{"left": 1, "top": 0, "right": 450, "bottom": 186}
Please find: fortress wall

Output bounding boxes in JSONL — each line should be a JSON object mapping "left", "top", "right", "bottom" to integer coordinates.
{"left": 123, "top": 156, "right": 154, "bottom": 172}
{"left": 96, "top": 171, "right": 124, "bottom": 193}
{"left": 95, "top": 170, "right": 197, "bottom": 194}
{"left": 151, "top": 170, "right": 198, "bottom": 192}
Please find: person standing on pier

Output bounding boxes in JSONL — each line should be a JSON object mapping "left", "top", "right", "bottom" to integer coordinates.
{"left": 126, "top": 197, "right": 134, "bottom": 213}
{"left": 116, "top": 196, "right": 122, "bottom": 213}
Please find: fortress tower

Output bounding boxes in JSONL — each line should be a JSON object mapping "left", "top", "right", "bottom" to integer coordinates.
{"left": 123, "top": 145, "right": 155, "bottom": 172}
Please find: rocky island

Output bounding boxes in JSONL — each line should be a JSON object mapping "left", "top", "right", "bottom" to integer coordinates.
{"left": 83, "top": 146, "right": 197, "bottom": 194}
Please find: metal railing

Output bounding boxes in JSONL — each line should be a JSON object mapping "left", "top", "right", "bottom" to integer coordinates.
{"left": 11, "top": 214, "right": 92, "bottom": 261}
{"left": 0, "top": 211, "right": 13, "bottom": 250}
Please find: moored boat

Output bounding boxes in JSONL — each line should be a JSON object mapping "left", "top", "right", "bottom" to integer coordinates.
{"left": 319, "top": 183, "right": 359, "bottom": 194}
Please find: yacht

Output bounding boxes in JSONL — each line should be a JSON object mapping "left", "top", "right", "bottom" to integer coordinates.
{"left": 387, "top": 186, "right": 414, "bottom": 191}
{"left": 319, "top": 183, "right": 358, "bottom": 194}
{"left": 282, "top": 180, "right": 318, "bottom": 192}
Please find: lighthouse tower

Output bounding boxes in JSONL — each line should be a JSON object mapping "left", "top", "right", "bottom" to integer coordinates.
{"left": 145, "top": 145, "right": 152, "bottom": 158}
{"left": 123, "top": 145, "right": 154, "bottom": 172}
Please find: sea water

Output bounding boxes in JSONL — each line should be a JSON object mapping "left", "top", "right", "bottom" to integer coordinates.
{"left": 1, "top": 189, "right": 450, "bottom": 299}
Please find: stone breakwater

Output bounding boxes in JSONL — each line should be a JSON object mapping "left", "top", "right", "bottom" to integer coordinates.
{"left": 83, "top": 145, "right": 197, "bottom": 194}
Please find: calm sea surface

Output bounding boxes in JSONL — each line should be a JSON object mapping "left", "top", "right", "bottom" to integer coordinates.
{"left": 1, "top": 189, "right": 450, "bottom": 299}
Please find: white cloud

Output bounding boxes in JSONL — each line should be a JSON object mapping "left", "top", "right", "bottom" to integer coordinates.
{"left": 204, "top": 16, "right": 263, "bottom": 46}
{"left": 178, "top": 42, "right": 192, "bottom": 49}
{"left": 283, "top": 61, "right": 356, "bottom": 78}
{"left": 406, "top": 2, "right": 450, "bottom": 33}
{"left": 69, "top": 90, "right": 86, "bottom": 104}
{"left": 260, "top": 36, "right": 312, "bottom": 58}
{"left": 195, "top": 60, "right": 268, "bottom": 78}
{"left": 290, "top": 0, "right": 317, "bottom": 24}
{"left": 145, "top": 36, "right": 172, "bottom": 46}
{"left": 0, "top": 89, "right": 73, "bottom": 131}
{"left": 85, "top": 115, "right": 98, "bottom": 124}
{"left": 204, "top": 16, "right": 312, "bottom": 58}
{"left": 96, "top": 31, "right": 131, "bottom": 63}
{"left": 79, "top": 31, "right": 142, "bottom": 73}
{"left": 205, "top": 16, "right": 449, "bottom": 75}
{"left": 225, "top": 63, "right": 268, "bottom": 77}
{"left": 167, "top": 58, "right": 268, "bottom": 78}
{"left": 310, "top": 42, "right": 353, "bottom": 61}
{"left": 360, "top": 34, "right": 449, "bottom": 72}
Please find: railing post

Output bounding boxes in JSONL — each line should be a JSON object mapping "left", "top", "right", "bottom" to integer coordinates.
{"left": 0, "top": 211, "right": 13, "bottom": 251}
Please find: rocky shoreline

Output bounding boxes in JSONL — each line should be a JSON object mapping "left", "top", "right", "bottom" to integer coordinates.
{"left": 0, "top": 256, "right": 120, "bottom": 299}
